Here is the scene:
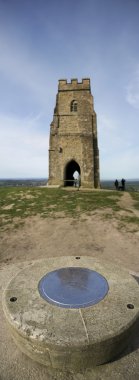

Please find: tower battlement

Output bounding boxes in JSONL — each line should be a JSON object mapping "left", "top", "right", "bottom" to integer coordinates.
{"left": 58, "top": 78, "right": 90, "bottom": 91}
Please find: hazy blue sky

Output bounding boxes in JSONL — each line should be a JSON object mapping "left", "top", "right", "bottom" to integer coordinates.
{"left": 0, "top": 0, "right": 139, "bottom": 179}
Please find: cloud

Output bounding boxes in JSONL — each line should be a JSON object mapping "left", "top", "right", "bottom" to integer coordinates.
{"left": 0, "top": 31, "right": 55, "bottom": 109}
{"left": 0, "top": 114, "right": 49, "bottom": 178}
{"left": 98, "top": 114, "right": 117, "bottom": 132}
{"left": 100, "top": 147, "right": 139, "bottom": 179}
{"left": 126, "top": 65, "right": 139, "bottom": 109}
{"left": 98, "top": 114, "right": 124, "bottom": 154}
{"left": 98, "top": 113, "right": 139, "bottom": 179}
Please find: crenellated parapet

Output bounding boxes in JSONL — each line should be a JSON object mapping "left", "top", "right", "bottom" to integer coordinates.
{"left": 58, "top": 78, "right": 91, "bottom": 92}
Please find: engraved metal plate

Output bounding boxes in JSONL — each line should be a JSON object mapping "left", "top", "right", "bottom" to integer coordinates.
{"left": 38, "top": 267, "right": 109, "bottom": 308}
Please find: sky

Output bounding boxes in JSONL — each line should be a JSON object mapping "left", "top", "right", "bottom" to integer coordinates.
{"left": 0, "top": 0, "right": 139, "bottom": 180}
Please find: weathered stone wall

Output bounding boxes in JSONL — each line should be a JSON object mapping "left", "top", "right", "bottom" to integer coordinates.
{"left": 48, "top": 78, "right": 100, "bottom": 188}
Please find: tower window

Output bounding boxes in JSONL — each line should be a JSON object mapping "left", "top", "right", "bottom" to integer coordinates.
{"left": 71, "top": 100, "right": 77, "bottom": 112}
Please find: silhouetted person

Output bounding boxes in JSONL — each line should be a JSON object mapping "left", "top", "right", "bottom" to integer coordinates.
{"left": 114, "top": 179, "right": 119, "bottom": 190}
{"left": 121, "top": 178, "right": 126, "bottom": 191}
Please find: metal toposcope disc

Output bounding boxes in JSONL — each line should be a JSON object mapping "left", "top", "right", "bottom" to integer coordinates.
{"left": 38, "top": 267, "right": 109, "bottom": 308}
{"left": 2, "top": 256, "right": 139, "bottom": 371}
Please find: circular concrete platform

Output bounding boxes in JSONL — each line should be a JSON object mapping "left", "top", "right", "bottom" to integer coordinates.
{"left": 2, "top": 256, "right": 139, "bottom": 371}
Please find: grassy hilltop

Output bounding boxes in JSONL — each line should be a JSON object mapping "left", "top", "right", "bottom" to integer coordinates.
{"left": 0, "top": 187, "right": 139, "bottom": 231}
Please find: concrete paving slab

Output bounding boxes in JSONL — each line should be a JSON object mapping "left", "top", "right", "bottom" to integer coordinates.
{"left": 1, "top": 257, "right": 139, "bottom": 377}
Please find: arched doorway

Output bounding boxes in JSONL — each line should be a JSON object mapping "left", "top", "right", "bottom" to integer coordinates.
{"left": 64, "top": 160, "right": 80, "bottom": 186}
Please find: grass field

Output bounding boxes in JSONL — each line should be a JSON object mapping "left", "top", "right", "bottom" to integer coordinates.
{"left": 1, "top": 187, "right": 139, "bottom": 231}
{"left": 130, "top": 191, "right": 139, "bottom": 209}
{"left": 0, "top": 187, "right": 123, "bottom": 229}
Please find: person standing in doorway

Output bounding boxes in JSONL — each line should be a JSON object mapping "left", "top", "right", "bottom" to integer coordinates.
{"left": 73, "top": 171, "right": 80, "bottom": 188}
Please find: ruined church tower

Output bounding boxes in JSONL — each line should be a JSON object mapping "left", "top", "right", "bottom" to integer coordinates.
{"left": 48, "top": 78, "right": 100, "bottom": 188}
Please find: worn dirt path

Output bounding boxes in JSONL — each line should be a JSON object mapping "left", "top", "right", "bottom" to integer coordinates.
{"left": 118, "top": 191, "right": 139, "bottom": 218}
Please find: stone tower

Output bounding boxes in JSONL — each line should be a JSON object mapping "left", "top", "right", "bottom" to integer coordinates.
{"left": 48, "top": 78, "right": 100, "bottom": 188}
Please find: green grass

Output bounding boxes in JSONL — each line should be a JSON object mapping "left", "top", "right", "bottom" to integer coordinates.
{"left": 117, "top": 216, "right": 139, "bottom": 233}
{"left": 1, "top": 187, "right": 139, "bottom": 231}
{"left": 120, "top": 215, "right": 139, "bottom": 225}
{"left": 0, "top": 187, "right": 123, "bottom": 229}
{"left": 130, "top": 192, "right": 139, "bottom": 210}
